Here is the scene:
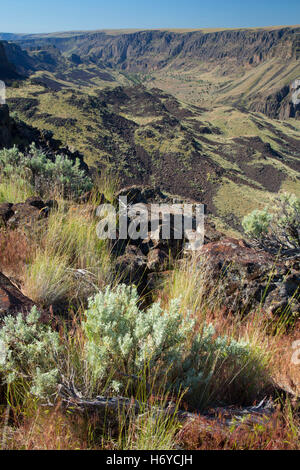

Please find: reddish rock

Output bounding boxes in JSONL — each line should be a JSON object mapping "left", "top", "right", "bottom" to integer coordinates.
{"left": 0, "top": 271, "right": 35, "bottom": 319}
{"left": 147, "top": 248, "right": 169, "bottom": 271}
{"left": 7, "top": 202, "right": 48, "bottom": 229}
{"left": 197, "top": 238, "right": 299, "bottom": 316}
{"left": 200, "top": 237, "right": 275, "bottom": 271}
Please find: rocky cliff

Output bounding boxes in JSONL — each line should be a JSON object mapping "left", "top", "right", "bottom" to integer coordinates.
{"left": 0, "top": 40, "right": 69, "bottom": 80}
{"left": 7, "top": 27, "right": 300, "bottom": 71}
{"left": 0, "top": 42, "right": 19, "bottom": 79}
{"left": 3, "top": 27, "right": 299, "bottom": 120}
{"left": 0, "top": 104, "right": 12, "bottom": 148}
{"left": 250, "top": 78, "right": 300, "bottom": 119}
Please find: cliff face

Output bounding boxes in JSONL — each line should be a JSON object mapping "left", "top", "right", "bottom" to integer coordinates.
{"left": 0, "top": 42, "right": 19, "bottom": 79}
{"left": 0, "top": 104, "right": 12, "bottom": 148}
{"left": 281, "top": 79, "right": 300, "bottom": 119}
{"left": 11, "top": 27, "right": 300, "bottom": 71}
{"left": 2, "top": 41, "right": 36, "bottom": 76}
{"left": 0, "top": 40, "right": 38, "bottom": 80}
{"left": 250, "top": 79, "right": 300, "bottom": 120}
{"left": 1, "top": 27, "right": 300, "bottom": 121}
{"left": 0, "top": 40, "right": 75, "bottom": 81}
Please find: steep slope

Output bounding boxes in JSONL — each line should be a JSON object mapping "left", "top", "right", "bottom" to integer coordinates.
{"left": 5, "top": 81, "right": 300, "bottom": 233}
{"left": 249, "top": 77, "right": 300, "bottom": 119}
{"left": 0, "top": 42, "right": 20, "bottom": 79}
{"left": 1, "top": 27, "right": 300, "bottom": 234}
{"left": 9, "top": 27, "right": 300, "bottom": 69}
{"left": 4, "top": 27, "right": 300, "bottom": 118}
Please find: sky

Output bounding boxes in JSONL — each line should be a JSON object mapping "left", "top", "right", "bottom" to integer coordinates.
{"left": 0, "top": 0, "right": 299, "bottom": 34}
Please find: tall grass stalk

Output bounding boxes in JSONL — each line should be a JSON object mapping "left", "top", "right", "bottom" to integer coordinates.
{"left": 115, "top": 369, "right": 182, "bottom": 450}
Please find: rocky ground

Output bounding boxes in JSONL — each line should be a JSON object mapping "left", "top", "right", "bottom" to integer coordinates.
{"left": 0, "top": 184, "right": 299, "bottom": 449}
{"left": 1, "top": 186, "right": 298, "bottom": 320}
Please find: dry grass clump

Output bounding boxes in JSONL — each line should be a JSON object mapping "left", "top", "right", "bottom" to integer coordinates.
{"left": 0, "top": 230, "right": 35, "bottom": 279}
{"left": 23, "top": 199, "right": 113, "bottom": 308}
{"left": 0, "top": 404, "right": 93, "bottom": 450}
{"left": 269, "top": 322, "right": 300, "bottom": 398}
{"left": 177, "top": 403, "right": 300, "bottom": 450}
{"left": 92, "top": 169, "right": 120, "bottom": 204}
{"left": 23, "top": 251, "right": 75, "bottom": 308}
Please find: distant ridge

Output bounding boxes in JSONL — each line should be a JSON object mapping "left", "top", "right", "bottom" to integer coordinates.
{"left": 1, "top": 24, "right": 300, "bottom": 40}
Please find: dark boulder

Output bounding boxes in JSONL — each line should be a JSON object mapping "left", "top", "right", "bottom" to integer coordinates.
{"left": 147, "top": 248, "right": 169, "bottom": 271}
{"left": 197, "top": 237, "right": 300, "bottom": 317}
{"left": 0, "top": 271, "right": 35, "bottom": 319}
{"left": 25, "top": 196, "right": 46, "bottom": 210}
{"left": 0, "top": 203, "right": 14, "bottom": 227}
{"left": 7, "top": 202, "right": 48, "bottom": 229}
{"left": 115, "top": 245, "right": 149, "bottom": 288}
{"left": 0, "top": 104, "right": 12, "bottom": 149}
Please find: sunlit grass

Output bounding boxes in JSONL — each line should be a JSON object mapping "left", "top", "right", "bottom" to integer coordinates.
{"left": 23, "top": 197, "right": 114, "bottom": 307}
{"left": 0, "top": 177, "right": 35, "bottom": 204}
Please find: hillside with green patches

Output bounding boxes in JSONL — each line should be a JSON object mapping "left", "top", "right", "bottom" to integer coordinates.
{"left": 5, "top": 79, "right": 299, "bottom": 234}
{"left": 1, "top": 26, "right": 299, "bottom": 233}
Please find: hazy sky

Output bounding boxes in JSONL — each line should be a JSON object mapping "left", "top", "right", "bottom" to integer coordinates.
{"left": 0, "top": 0, "right": 299, "bottom": 34}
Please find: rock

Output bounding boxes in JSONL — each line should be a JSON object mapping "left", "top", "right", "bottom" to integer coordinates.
{"left": 116, "top": 185, "right": 167, "bottom": 205}
{"left": 45, "top": 199, "right": 58, "bottom": 211}
{"left": 0, "top": 271, "right": 35, "bottom": 319}
{"left": 25, "top": 196, "right": 45, "bottom": 210}
{"left": 204, "top": 220, "right": 223, "bottom": 244}
{"left": 197, "top": 237, "right": 299, "bottom": 316}
{"left": 146, "top": 270, "right": 171, "bottom": 293}
{"left": 125, "top": 195, "right": 209, "bottom": 257}
{"left": 147, "top": 248, "right": 169, "bottom": 271}
{"left": 111, "top": 186, "right": 223, "bottom": 295}
{"left": 0, "top": 199, "right": 51, "bottom": 230}
{"left": 250, "top": 79, "right": 300, "bottom": 120}
{"left": 115, "top": 245, "right": 148, "bottom": 287}
{"left": 7, "top": 202, "right": 48, "bottom": 229}
{"left": 0, "top": 104, "right": 12, "bottom": 149}
{"left": 0, "top": 202, "right": 14, "bottom": 227}
{"left": 264, "top": 274, "right": 300, "bottom": 317}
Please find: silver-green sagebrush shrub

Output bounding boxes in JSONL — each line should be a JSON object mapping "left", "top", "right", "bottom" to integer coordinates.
{"left": 0, "top": 307, "right": 61, "bottom": 399}
{"left": 242, "top": 208, "right": 272, "bottom": 238}
{"left": 82, "top": 284, "right": 194, "bottom": 393}
{"left": 0, "top": 143, "right": 92, "bottom": 198}
{"left": 83, "top": 285, "right": 269, "bottom": 407}
{"left": 242, "top": 192, "right": 300, "bottom": 252}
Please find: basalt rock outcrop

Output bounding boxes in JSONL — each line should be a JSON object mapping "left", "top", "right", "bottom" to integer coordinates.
{"left": 0, "top": 185, "right": 298, "bottom": 319}
{"left": 112, "top": 185, "right": 222, "bottom": 294}
{"left": 0, "top": 41, "right": 20, "bottom": 79}
{"left": 0, "top": 197, "right": 51, "bottom": 229}
{"left": 250, "top": 79, "right": 300, "bottom": 120}
{"left": 111, "top": 186, "right": 300, "bottom": 316}
{"left": 0, "top": 104, "right": 12, "bottom": 148}
{"left": 0, "top": 39, "right": 69, "bottom": 78}
{"left": 197, "top": 237, "right": 300, "bottom": 317}
{"left": 113, "top": 196, "right": 300, "bottom": 316}
{"left": 12, "top": 27, "right": 300, "bottom": 71}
